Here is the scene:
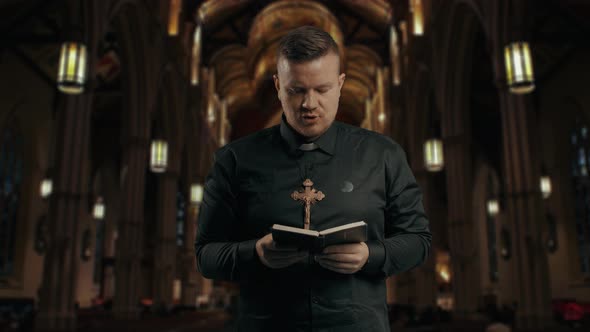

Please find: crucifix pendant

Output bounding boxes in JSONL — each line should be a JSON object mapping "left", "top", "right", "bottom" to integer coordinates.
{"left": 291, "top": 179, "right": 325, "bottom": 230}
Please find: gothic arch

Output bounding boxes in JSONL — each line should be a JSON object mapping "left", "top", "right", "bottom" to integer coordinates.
{"left": 112, "top": 1, "right": 160, "bottom": 140}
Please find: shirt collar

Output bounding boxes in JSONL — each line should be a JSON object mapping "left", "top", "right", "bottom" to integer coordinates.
{"left": 279, "top": 114, "right": 337, "bottom": 156}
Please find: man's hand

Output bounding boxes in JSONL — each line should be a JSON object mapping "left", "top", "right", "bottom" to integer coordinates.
{"left": 256, "top": 233, "right": 309, "bottom": 269}
{"left": 315, "top": 242, "right": 369, "bottom": 274}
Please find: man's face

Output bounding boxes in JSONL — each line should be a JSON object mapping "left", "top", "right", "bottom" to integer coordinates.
{"left": 274, "top": 52, "right": 346, "bottom": 140}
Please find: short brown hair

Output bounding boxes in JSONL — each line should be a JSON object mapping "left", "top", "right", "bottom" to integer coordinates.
{"left": 277, "top": 26, "right": 339, "bottom": 63}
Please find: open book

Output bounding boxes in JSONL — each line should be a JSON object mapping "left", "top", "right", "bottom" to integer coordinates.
{"left": 271, "top": 221, "right": 367, "bottom": 252}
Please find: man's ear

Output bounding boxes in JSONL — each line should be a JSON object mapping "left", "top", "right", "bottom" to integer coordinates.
{"left": 273, "top": 74, "right": 280, "bottom": 93}
{"left": 338, "top": 73, "right": 346, "bottom": 89}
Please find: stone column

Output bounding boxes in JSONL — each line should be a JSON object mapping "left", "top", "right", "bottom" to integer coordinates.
{"left": 498, "top": 92, "right": 552, "bottom": 329}
{"left": 443, "top": 135, "right": 481, "bottom": 316}
{"left": 113, "top": 138, "right": 148, "bottom": 319}
{"left": 412, "top": 171, "right": 437, "bottom": 310}
{"left": 152, "top": 171, "right": 178, "bottom": 307}
{"left": 35, "top": 95, "right": 92, "bottom": 331}
{"left": 180, "top": 203, "right": 199, "bottom": 306}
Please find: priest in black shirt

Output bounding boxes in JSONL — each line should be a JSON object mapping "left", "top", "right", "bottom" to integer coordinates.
{"left": 195, "top": 26, "right": 431, "bottom": 332}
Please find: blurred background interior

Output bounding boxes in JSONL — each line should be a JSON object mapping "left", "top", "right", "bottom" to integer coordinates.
{"left": 0, "top": 0, "right": 589, "bottom": 331}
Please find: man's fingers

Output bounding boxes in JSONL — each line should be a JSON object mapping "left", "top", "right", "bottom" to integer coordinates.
{"left": 316, "top": 259, "right": 357, "bottom": 274}
{"left": 315, "top": 253, "right": 358, "bottom": 263}
{"left": 322, "top": 243, "right": 362, "bottom": 254}
{"left": 265, "top": 252, "right": 308, "bottom": 261}
{"left": 265, "top": 253, "right": 309, "bottom": 267}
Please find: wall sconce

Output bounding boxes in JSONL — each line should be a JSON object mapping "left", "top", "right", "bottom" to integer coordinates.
{"left": 487, "top": 199, "right": 500, "bottom": 217}
{"left": 40, "top": 178, "right": 53, "bottom": 198}
{"left": 93, "top": 196, "right": 105, "bottom": 220}
{"left": 190, "top": 183, "right": 204, "bottom": 205}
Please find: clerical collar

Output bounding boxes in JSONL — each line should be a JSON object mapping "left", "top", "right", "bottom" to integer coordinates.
{"left": 279, "top": 114, "right": 337, "bottom": 156}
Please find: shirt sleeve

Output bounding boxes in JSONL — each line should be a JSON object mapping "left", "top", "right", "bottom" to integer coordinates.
{"left": 194, "top": 147, "right": 271, "bottom": 281}
{"left": 361, "top": 141, "right": 432, "bottom": 277}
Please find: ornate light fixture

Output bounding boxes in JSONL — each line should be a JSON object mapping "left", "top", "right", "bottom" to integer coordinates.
{"left": 190, "top": 183, "right": 204, "bottom": 205}
{"left": 487, "top": 199, "right": 500, "bottom": 217}
{"left": 57, "top": 42, "right": 87, "bottom": 94}
{"left": 191, "top": 24, "right": 202, "bottom": 85}
{"left": 504, "top": 42, "right": 535, "bottom": 94}
{"left": 93, "top": 196, "right": 105, "bottom": 220}
{"left": 40, "top": 178, "right": 53, "bottom": 198}
{"left": 150, "top": 139, "right": 168, "bottom": 173}
{"left": 424, "top": 139, "right": 444, "bottom": 172}
{"left": 168, "top": 0, "right": 182, "bottom": 36}
{"left": 410, "top": 0, "right": 424, "bottom": 36}
{"left": 540, "top": 175, "right": 552, "bottom": 199}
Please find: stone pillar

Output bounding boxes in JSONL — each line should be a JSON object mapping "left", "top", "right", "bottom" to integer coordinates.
{"left": 35, "top": 95, "right": 92, "bottom": 331}
{"left": 152, "top": 171, "right": 178, "bottom": 307}
{"left": 443, "top": 135, "right": 481, "bottom": 316}
{"left": 113, "top": 138, "right": 148, "bottom": 319}
{"left": 498, "top": 92, "right": 552, "bottom": 329}
{"left": 413, "top": 171, "right": 437, "bottom": 310}
{"left": 181, "top": 204, "right": 199, "bottom": 306}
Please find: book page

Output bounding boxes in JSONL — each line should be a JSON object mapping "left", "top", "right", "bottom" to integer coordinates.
{"left": 319, "top": 221, "right": 366, "bottom": 235}
{"left": 272, "top": 224, "right": 320, "bottom": 236}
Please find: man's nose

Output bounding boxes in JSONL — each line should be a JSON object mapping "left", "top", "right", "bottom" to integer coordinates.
{"left": 302, "top": 91, "right": 318, "bottom": 110}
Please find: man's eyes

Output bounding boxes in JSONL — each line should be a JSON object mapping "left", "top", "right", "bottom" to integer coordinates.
{"left": 287, "top": 88, "right": 329, "bottom": 94}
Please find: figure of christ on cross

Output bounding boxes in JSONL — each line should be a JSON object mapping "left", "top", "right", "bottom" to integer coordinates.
{"left": 290, "top": 179, "right": 325, "bottom": 230}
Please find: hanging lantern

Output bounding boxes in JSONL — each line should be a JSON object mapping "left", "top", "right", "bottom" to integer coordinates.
{"left": 190, "top": 183, "right": 204, "bottom": 204}
{"left": 424, "top": 138, "right": 444, "bottom": 172}
{"left": 93, "top": 197, "right": 105, "bottom": 220}
{"left": 540, "top": 175, "right": 552, "bottom": 199}
{"left": 487, "top": 199, "right": 500, "bottom": 217}
{"left": 57, "top": 42, "right": 87, "bottom": 94}
{"left": 410, "top": 0, "right": 424, "bottom": 36}
{"left": 504, "top": 42, "right": 535, "bottom": 94}
{"left": 150, "top": 139, "right": 168, "bottom": 173}
{"left": 168, "top": 0, "right": 182, "bottom": 36}
{"left": 40, "top": 178, "right": 53, "bottom": 198}
{"left": 191, "top": 24, "right": 202, "bottom": 86}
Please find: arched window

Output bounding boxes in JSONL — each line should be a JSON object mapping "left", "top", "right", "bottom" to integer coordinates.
{"left": 176, "top": 189, "right": 186, "bottom": 247}
{"left": 571, "top": 117, "right": 590, "bottom": 274}
{"left": 0, "top": 127, "right": 24, "bottom": 277}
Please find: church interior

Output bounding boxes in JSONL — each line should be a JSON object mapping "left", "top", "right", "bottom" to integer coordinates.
{"left": 1, "top": 0, "right": 590, "bottom": 331}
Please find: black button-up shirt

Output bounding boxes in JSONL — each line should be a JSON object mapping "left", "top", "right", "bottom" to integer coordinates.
{"left": 195, "top": 118, "right": 431, "bottom": 332}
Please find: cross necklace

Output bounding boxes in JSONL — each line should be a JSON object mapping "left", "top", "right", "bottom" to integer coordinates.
{"left": 290, "top": 151, "right": 325, "bottom": 230}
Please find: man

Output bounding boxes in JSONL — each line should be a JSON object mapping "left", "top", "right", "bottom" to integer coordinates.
{"left": 195, "top": 26, "right": 431, "bottom": 332}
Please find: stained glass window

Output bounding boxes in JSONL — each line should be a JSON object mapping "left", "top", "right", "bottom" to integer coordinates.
{"left": 571, "top": 118, "right": 590, "bottom": 274}
{"left": 0, "top": 128, "right": 23, "bottom": 277}
{"left": 176, "top": 189, "right": 186, "bottom": 246}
